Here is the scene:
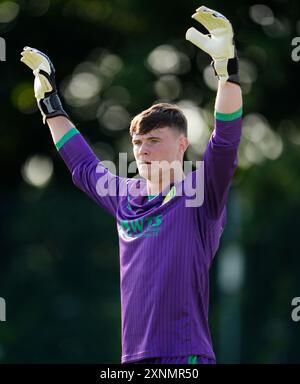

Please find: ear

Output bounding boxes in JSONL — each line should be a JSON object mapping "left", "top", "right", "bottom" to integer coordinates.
{"left": 179, "top": 135, "right": 189, "bottom": 153}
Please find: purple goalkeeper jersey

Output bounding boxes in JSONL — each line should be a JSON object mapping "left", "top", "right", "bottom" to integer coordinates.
{"left": 56, "top": 111, "right": 242, "bottom": 364}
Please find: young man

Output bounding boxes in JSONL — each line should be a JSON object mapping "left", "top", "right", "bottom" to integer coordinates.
{"left": 21, "top": 6, "right": 242, "bottom": 364}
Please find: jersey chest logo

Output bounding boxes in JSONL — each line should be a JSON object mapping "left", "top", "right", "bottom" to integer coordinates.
{"left": 118, "top": 214, "right": 163, "bottom": 239}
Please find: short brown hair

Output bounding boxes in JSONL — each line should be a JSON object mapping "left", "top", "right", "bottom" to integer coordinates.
{"left": 129, "top": 103, "right": 187, "bottom": 137}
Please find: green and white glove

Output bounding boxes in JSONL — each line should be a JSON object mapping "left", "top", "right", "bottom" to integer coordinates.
{"left": 20, "top": 46, "right": 70, "bottom": 124}
{"left": 185, "top": 6, "right": 240, "bottom": 85}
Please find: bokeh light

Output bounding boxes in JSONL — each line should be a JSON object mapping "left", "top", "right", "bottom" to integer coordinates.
{"left": 146, "top": 44, "right": 190, "bottom": 75}
{"left": 21, "top": 155, "right": 54, "bottom": 188}
{"left": 0, "top": 1, "right": 19, "bottom": 23}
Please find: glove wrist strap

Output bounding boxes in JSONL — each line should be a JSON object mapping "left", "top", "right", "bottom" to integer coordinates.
{"left": 211, "top": 48, "right": 241, "bottom": 86}
{"left": 226, "top": 56, "right": 240, "bottom": 86}
{"left": 38, "top": 92, "right": 70, "bottom": 124}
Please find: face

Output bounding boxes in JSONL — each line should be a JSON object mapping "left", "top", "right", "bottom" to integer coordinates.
{"left": 132, "top": 126, "right": 189, "bottom": 182}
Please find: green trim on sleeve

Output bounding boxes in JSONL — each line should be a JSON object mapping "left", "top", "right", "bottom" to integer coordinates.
{"left": 55, "top": 127, "right": 79, "bottom": 150}
{"left": 214, "top": 107, "right": 243, "bottom": 121}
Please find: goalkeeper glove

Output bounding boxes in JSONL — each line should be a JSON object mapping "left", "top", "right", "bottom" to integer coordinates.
{"left": 20, "top": 46, "right": 70, "bottom": 124}
{"left": 185, "top": 6, "right": 240, "bottom": 85}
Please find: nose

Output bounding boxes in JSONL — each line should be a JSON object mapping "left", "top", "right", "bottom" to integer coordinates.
{"left": 138, "top": 142, "right": 150, "bottom": 156}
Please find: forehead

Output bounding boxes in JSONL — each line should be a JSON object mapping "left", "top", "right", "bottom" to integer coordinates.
{"left": 132, "top": 127, "right": 174, "bottom": 140}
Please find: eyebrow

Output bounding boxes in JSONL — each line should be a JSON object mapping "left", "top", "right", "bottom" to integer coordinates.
{"left": 132, "top": 136, "right": 162, "bottom": 143}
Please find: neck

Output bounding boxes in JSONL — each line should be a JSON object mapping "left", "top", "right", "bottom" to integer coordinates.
{"left": 146, "top": 169, "right": 185, "bottom": 196}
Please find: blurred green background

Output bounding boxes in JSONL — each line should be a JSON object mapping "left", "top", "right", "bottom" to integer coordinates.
{"left": 1, "top": 0, "right": 300, "bottom": 363}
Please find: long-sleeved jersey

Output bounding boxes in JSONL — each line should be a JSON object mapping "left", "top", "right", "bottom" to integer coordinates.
{"left": 56, "top": 108, "right": 242, "bottom": 363}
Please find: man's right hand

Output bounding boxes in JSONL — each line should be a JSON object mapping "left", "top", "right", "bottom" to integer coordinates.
{"left": 20, "top": 46, "right": 70, "bottom": 124}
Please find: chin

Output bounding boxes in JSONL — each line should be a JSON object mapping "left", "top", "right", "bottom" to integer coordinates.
{"left": 138, "top": 165, "right": 160, "bottom": 181}
{"left": 137, "top": 166, "right": 149, "bottom": 180}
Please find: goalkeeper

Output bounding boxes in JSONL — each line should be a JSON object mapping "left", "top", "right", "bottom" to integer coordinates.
{"left": 21, "top": 6, "right": 242, "bottom": 364}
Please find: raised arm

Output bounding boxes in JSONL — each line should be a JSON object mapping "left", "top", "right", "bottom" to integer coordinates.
{"left": 215, "top": 81, "right": 242, "bottom": 114}
{"left": 202, "top": 80, "right": 242, "bottom": 220}
{"left": 20, "top": 47, "right": 125, "bottom": 217}
{"left": 186, "top": 6, "right": 243, "bottom": 219}
{"left": 46, "top": 116, "right": 74, "bottom": 145}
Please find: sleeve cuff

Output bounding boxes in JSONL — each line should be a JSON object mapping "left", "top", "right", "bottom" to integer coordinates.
{"left": 55, "top": 127, "right": 80, "bottom": 150}
{"left": 214, "top": 107, "right": 243, "bottom": 121}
